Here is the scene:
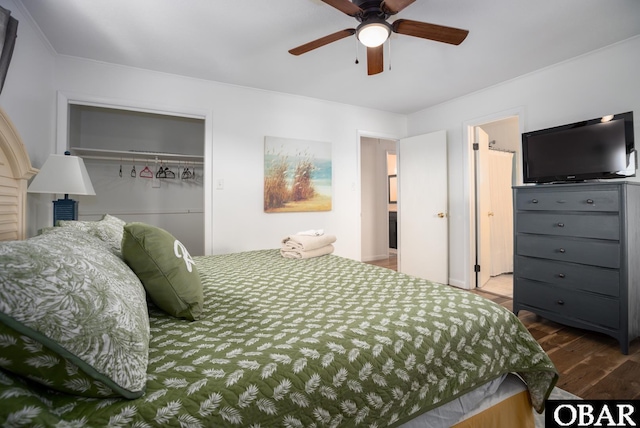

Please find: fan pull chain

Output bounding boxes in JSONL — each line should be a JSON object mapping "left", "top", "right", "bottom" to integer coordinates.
{"left": 388, "top": 37, "right": 392, "bottom": 71}
{"left": 354, "top": 37, "right": 359, "bottom": 65}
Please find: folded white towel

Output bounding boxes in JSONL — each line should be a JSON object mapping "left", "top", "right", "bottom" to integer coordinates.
{"left": 297, "top": 229, "right": 324, "bottom": 236}
{"left": 280, "top": 244, "right": 334, "bottom": 259}
{"left": 281, "top": 234, "right": 336, "bottom": 251}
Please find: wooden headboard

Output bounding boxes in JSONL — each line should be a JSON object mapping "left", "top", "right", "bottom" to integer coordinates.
{"left": 0, "top": 107, "right": 37, "bottom": 241}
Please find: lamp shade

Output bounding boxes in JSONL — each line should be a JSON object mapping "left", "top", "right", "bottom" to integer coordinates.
{"left": 27, "top": 154, "right": 95, "bottom": 196}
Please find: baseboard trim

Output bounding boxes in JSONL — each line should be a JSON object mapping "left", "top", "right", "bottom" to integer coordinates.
{"left": 362, "top": 254, "right": 391, "bottom": 262}
{"left": 448, "top": 278, "right": 468, "bottom": 289}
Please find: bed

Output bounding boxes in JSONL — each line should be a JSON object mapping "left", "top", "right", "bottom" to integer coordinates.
{"left": 0, "top": 107, "right": 557, "bottom": 427}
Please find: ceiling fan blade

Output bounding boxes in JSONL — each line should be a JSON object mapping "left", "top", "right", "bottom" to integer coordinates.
{"left": 392, "top": 19, "right": 469, "bottom": 45}
{"left": 321, "top": 0, "right": 363, "bottom": 16}
{"left": 367, "top": 45, "right": 384, "bottom": 75}
{"left": 381, "top": 0, "right": 415, "bottom": 15}
{"left": 289, "top": 29, "right": 356, "bottom": 56}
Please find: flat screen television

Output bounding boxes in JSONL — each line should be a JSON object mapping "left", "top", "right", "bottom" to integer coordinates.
{"left": 522, "top": 111, "right": 635, "bottom": 184}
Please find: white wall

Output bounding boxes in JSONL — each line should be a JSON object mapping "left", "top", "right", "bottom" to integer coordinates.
{"left": 51, "top": 57, "right": 406, "bottom": 259}
{"left": 407, "top": 35, "right": 640, "bottom": 288}
{"left": 0, "top": 0, "right": 56, "bottom": 236}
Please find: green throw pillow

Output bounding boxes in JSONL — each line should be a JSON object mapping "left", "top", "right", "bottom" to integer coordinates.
{"left": 0, "top": 227, "right": 150, "bottom": 398}
{"left": 122, "top": 223, "right": 204, "bottom": 321}
{"left": 57, "top": 214, "right": 126, "bottom": 258}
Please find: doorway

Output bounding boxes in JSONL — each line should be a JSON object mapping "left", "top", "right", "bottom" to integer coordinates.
{"left": 359, "top": 131, "right": 449, "bottom": 284}
{"left": 471, "top": 116, "right": 521, "bottom": 297}
{"left": 360, "top": 137, "right": 397, "bottom": 263}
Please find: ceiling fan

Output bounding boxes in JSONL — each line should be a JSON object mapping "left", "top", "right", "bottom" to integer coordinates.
{"left": 289, "top": 0, "right": 469, "bottom": 75}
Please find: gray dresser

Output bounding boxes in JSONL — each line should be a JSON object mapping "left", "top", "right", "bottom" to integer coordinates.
{"left": 513, "top": 181, "right": 640, "bottom": 354}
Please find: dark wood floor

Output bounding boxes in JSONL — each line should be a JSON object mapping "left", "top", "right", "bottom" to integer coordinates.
{"left": 367, "top": 255, "right": 640, "bottom": 399}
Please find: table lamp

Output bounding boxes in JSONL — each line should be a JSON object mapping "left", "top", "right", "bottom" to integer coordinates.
{"left": 27, "top": 151, "right": 95, "bottom": 224}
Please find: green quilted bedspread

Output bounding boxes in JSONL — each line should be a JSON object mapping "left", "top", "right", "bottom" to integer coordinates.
{"left": 0, "top": 250, "right": 557, "bottom": 427}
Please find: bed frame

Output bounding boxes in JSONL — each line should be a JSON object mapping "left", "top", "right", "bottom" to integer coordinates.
{"left": 0, "top": 107, "right": 37, "bottom": 241}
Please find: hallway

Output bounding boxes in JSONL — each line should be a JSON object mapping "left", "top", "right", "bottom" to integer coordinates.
{"left": 481, "top": 274, "right": 513, "bottom": 298}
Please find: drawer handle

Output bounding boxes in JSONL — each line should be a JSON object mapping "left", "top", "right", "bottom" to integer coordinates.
{"left": 558, "top": 273, "right": 566, "bottom": 279}
{"left": 557, "top": 300, "right": 565, "bottom": 305}
{"left": 531, "top": 199, "right": 538, "bottom": 204}
{"left": 556, "top": 200, "right": 566, "bottom": 204}
{"left": 557, "top": 222, "right": 565, "bottom": 228}
{"left": 586, "top": 199, "right": 594, "bottom": 204}
{"left": 558, "top": 248, "right": 566, "bottom": 253}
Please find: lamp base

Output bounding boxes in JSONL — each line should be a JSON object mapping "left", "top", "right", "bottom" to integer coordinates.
{"left": 53, "top": 198, "right": 78, "bottom": 225}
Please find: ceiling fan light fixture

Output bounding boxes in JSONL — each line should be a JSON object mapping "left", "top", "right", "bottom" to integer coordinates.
{"left": 357, "top": 21, "right": 391, "bottom": 47}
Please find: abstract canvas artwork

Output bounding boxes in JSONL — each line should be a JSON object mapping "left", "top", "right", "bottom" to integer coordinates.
{"left": 264, "top": 136, "right": 332, "bottom": 213}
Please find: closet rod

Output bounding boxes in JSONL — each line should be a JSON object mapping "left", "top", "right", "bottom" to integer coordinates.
{"left": 80, "top": 154, "right": 204, "bottom": 165}
{"left": 488, "top": 147, "right": 516, "bottom": 154}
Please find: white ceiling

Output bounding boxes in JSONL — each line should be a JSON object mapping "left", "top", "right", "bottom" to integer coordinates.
{"left": 19, "top": 0, "right": 640, "bottom": 115}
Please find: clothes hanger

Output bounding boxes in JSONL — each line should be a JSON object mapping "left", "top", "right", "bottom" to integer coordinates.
{"left": 181, "top": 164, "right": 192, "bottom": 180}
{"left": 164, "top": 164, "right": 176, "bottom": 179}
{"left": 140, "top": 160, "right": 154, "bottom": 178}
{"left": 130, "top": 159, "right": 136, "bottom": 178}
{"left": 156, "top": 163, "right": 167, "bottom": 179}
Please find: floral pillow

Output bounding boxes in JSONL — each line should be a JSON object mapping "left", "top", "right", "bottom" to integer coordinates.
{"left": 57, "top": 214, "right": 126, "bottom": 258}
{"left": 0, "top": 227, "right": 149, "bottom": 398}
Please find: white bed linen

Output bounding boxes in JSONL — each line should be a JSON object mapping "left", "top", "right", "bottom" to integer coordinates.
{"left": 399, "top": 374, "right": 527, "bottom": 428}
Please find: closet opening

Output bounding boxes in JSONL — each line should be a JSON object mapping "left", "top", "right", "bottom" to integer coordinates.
{"left": 67, "top": 104, "right": 206, "bottom": 255}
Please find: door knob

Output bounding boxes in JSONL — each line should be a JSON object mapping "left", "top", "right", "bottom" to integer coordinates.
{"left": 437, "top": 212, "right": 446, "bottom": 218}
{"left": 488, "top": 212, "right": 494, "bottom": 217}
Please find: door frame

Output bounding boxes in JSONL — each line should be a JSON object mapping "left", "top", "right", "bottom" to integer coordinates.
{"left": 474, "top": 127, "right": 492, "bottom": 288}
{"left": 356, "top": 130, "right": 401, "bottom": 262}
{"left": 462, "top": 107, "right": 525, "bottom": 289}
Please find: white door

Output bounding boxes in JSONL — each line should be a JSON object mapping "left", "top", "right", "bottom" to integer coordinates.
{"left": 475, "top": 127, "right": 492, "bottom": 287}
{"left": 398, "top": 130, "right": 448, "bottom": 284}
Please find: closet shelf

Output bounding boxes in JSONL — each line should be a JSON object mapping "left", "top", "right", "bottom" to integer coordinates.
{"left": 70, "top": 147, "right": 204, "bottom": 164}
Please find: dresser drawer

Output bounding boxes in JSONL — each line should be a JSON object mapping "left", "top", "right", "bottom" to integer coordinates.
{"left": 515, "top": 189, "right": 619, "bottom": 212}
{"left": 515, "top": 256, "right": 619, "bottom": 297}
{"left": 516, "top": 212, "right": 619, "bottom": 240}
{"left": 516, "top": 234, "right": 620, "bottom": 268}
{"left": 516, "top": 279, "right": 619, "bottom": 329}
